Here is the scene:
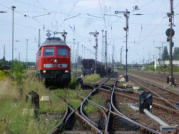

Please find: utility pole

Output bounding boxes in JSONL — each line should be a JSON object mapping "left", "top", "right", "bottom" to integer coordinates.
{"left": 38, "top": 29, "right": 41, "bottom": 48}
{"left": 115, "top": 9, "right": 130, "bottom": 82}
{"left": 120, "top": 46, "right": 123, "bottom": 65}
{"left": 3, "top": 45, "right": 5, "bottom": 61}
{"left": 18, "top": 52, "right": 20, "bottom": 61}
{"left": 112, "top": 44, "right": 115, "bottom": 71}
{"left": 26, "top": 39, "right": 29, "bottom": 65}
{"left": 101, "top": 30, "right": 105, "bottom": 62}
{"left": 168, "top": 0, "right": 175, "bottom": 85}
{"left": 11, "top": 6, "right": 16, "bottom": 61}
{"left": 89, "top": 31, "right": 99, "bottom": 73}
{"left": 76, "top": 42, "right": 79, "bottom": 73}
{"left": 105, "top": 30, "right": 108, "bottom": 71}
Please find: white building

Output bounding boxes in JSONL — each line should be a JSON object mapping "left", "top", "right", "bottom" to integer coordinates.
{"left": 154, "top": 60, "right": 179, "bottom": 69}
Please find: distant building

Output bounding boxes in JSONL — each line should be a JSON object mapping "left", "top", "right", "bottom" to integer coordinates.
{"left": 154, "top": 60, "right": 179, "bottom": 69}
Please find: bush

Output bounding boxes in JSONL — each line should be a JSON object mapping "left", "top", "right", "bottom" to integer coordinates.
{"left": 0, "top": 70, "right": 6, "bottom": 81}
{"left": 9, "top": 61, "right": 25, "bottom": 86}
{"left": 83, "top": 74, "right": 100, "bottom": 83}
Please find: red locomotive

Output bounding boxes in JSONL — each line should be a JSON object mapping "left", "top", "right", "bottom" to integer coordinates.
{"left": 36, "top": 37, "right": 71, "bottom": 85}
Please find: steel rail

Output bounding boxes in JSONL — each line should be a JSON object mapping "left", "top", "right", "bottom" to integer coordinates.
{"left": 99, "top": 88, "right": 179, "bottom": 115}
{"left": 68, "top": 105, "right": 103, "bottom": 134}
{"left": 104, "top": 101, "right": 111, "bottom": 134}
{"left": 48, "top": 78, "right": 110, "bottom": 134}
{"left": 130, "top": 75, "right": 178, "bottom": 110}
{"left": 130, "top": 74, "right": 179, "bottom": 97}
{"left": 79, "top": 78, "right": 111, "bottom": 127}
{"left": 80, "top": 88, "right": 99, "bottom": 127}
{"left": 80, "top": 97, "right": 108, "bottom": 126}
{"left": 110, "top": 80, "right": 161, "bottom": 134}
{"left": 48, "top": 106, "right": 71, "bottom": 134}
{"left": 87, "top": 95, "right": 161, "bottom": 134}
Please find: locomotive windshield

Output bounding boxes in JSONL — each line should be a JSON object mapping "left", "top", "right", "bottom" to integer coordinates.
{"left": 57, "top": 48, "right": 67, "bottom": 56}
{"left": 44, "top": 48, "right": 54, "bottom": 56}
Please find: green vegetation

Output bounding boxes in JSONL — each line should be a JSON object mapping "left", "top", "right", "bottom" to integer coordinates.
{"left": 9, "top": 61, "right": 25, "bottom": 97}
{"left": 0, "top": 98, "right": 60, "bottom": 134}
{"left": 142, "top": 63, "right": 155, "bottom": 72}
{"left": 67, "top": 99, "right": 81, "bottom": 109}
{"left": 0, "top": 61, "right": 90, "bottom": 134}
{"left": 0, "top": 68, "right": 70, "bottom": 133}
{"left": 162, "top": 46, "right": 169, "bottom": 60}
{"left": 84, "top": 103, "right": 98, "bottom": 114}
{"left": 90, "top": 94, "right": 105, "bottom": 107}
{"left": 173, "top": 47, "right": 179, "bottom": 60}
{"left": 143, "top": 63, "right": 179, "bottom": 73}
{"left": 83, "top": 73, "right": 100, "bottom": 83}
{"left": 0, "top": 70, "right": 6, "bottom": 80}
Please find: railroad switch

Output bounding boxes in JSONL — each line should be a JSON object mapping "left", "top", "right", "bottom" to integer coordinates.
{"left": 139, "top": 92, "right": 152, "bottom": 113}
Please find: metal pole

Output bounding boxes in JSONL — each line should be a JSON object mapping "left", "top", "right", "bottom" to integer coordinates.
{"left": 26, "top": 39, "right": 29, "bottom": 64}
{"left": 11, "top": 6, "right": 16, "bottom": 61}
{"left": 38, "top": 29, "right": 41, "bottom": 48}
{"left": 105, "top": 31, "right": 107, "bottom": 70}
{"left": 101, "top": 30, "right": 104, "bottom": 62}
{"left": 3, "top": 45, "right": 5, "bottom": 60}
{"left": 89, "top": 31, "right": 99, "bottom": 73}
{"left": 124, "top": 9, "right": 130, "bottom": 82}
{"left": 18, "top": 52, "right": 20, "bottom": 61}
{"left": 120, "top": 46, "right": 123, "bottom": 65}
{"left": 169, "top": 0, "right": 174, "bottom": 85}
{"left": 95, "top": 34, "right": 98, "bottom": 73}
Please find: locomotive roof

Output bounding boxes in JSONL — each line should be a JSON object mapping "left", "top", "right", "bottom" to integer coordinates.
{"left": 42, "top": 37, "right": 67, "bottom": 46}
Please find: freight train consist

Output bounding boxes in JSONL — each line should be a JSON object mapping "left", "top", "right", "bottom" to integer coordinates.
{"left": 81, "top": 59, "right": 111, "bottom": 76}
{"left": 36, "top": 37, "right": 71, "bottom": 85}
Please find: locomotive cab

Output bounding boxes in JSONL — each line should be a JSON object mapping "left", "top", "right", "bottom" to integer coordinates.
{"left": 36, "top": 37, "right": 71, "bottom": 85}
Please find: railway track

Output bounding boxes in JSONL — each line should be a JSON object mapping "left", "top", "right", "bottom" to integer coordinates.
{"left": 48, "top": 73, "right": 178, "bottom": 134}
{"left": 131, "top": 72, "right": 179, "bottom": 84}
{"left": 84, "top": 79, "right": 164, "bottom": 133}
{"left": 48, "top": 77, "right": 110, "bottom": 134}
{"left": 129, "top": 73, "right": 179, "bottom": 110}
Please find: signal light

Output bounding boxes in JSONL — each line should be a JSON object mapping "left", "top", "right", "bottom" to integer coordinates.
{"left": 43, "top": 70, "right": 46, "bottom": 73}
{"left": 65, "top": 70, "right": 69, "bottom": 73}
{"left": 54, "top": 59, "right": 58, "bottom": 63}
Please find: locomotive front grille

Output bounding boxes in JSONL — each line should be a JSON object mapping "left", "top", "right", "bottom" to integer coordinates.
{"left": 58, "top": 64, "right": 67, "bottom": 68}
{"left": 43, "top": 64, "right": 68, "bottom": 68}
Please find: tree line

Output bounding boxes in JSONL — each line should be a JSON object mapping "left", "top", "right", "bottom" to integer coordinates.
{"left": 162, "top": 46, "right": 179, "bottom": 60}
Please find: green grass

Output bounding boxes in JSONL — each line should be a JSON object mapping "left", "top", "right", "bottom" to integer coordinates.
{"left": 143, "top": 64, "right": 179, "bottom": 73}
{"left": 67, "top": 99, "right": 81, "bottom": 109}
{"left": 83, "top": 74, "right": 100, "bottom": 83}
{"left": 0, "top": 70, "right": 6, "bottom": 81}
{"left": 0, "top": 68, "right": 91, "bottom": 134}
{"left": 0, "top": 99, "right": 33, "bottom": 134}
{"left": 0, "top": 71, "right": 66, "bottom": 134}
{"left": 84, "top": 103, "right": 98, "bottom": 114}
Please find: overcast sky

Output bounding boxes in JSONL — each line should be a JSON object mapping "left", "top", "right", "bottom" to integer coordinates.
{"left": 0, "top": 0, "right": 179, "bottom": 64}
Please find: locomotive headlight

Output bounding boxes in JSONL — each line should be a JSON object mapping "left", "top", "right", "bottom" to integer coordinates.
{"left": 65, "top": 70, "right": 69, "bottom": 73}
{"left": 54, "top": 59, "right": 58, "bottom": 63}
{"left": 43, "top": 70, "right": 46, "bottom": 73}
